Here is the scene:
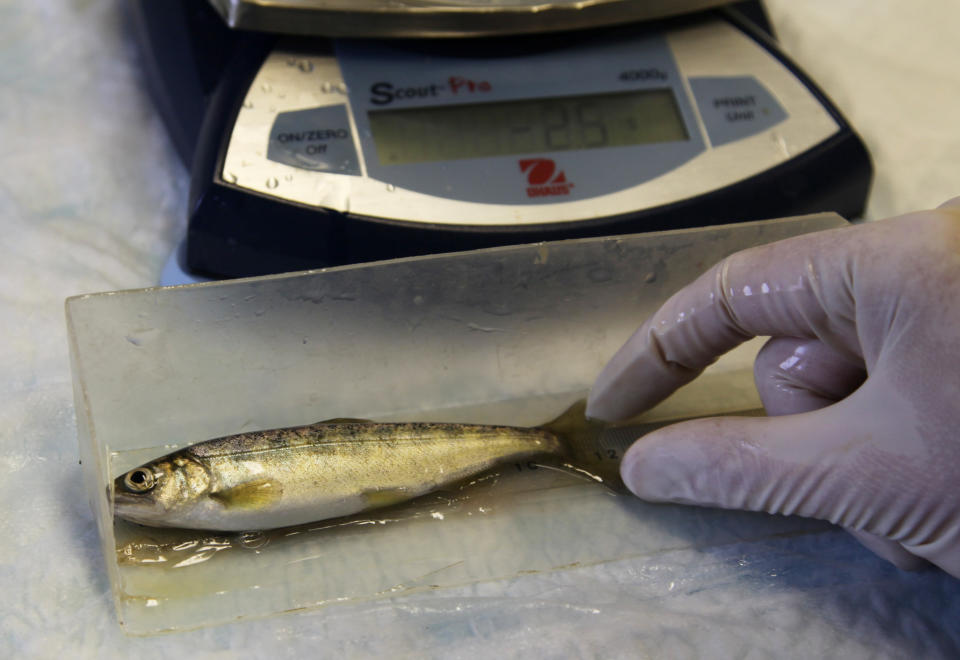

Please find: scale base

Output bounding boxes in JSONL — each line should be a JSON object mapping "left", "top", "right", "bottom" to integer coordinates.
{"left": 161, "top": 238, "right": 212, "bottom": 286}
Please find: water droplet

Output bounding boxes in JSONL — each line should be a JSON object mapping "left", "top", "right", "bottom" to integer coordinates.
{"left": 320, "top": 82, "right": 332, "bottom": 93}
{"left": 284, "top": 174, "right": 293, "bottom": 182}
{"left": 385, "top": 184, "right": 396, "bottom": 192}
{"left": 298, "top": 60, "right": 314, "bottom": 73}
{"left": 239, "top": 532, "right": 269, "bottom": 549}
{"left": 224, "top": 172, "right": 238, "bottom": 184}
{"left": 644, "top": 271, "right": 656, "bottom": 283}
{"left": 242, "top": 99, "right": 253, "bottom": 109}
{"left": 266, "top": 177, "right": 279, "bottom": 189}
{"left": 261, "top": 83, "right": 273, "bottom": 93}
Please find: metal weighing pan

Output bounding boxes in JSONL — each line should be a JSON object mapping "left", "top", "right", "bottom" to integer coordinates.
{"left": 207, "top": 0, "right": 733, "bottom": 37}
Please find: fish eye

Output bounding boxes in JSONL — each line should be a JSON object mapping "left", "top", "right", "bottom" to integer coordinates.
{"left": 123, "top": 468, "right": 156, "bottom": 492}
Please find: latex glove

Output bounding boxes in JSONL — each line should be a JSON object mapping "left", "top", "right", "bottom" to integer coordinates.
{"left": 586, "top": 199, "right": 960, "bottom": 577}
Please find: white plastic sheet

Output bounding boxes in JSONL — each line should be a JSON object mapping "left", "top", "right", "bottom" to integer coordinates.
{"left": 2, "top": 0, "right": 959, "bottom": 657}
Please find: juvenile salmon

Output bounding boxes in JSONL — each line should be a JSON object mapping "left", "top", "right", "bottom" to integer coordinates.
{"left": 113, "top": 401, "right": 607, "bottom": 531}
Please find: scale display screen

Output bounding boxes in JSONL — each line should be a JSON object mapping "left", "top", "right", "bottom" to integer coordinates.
{"left": 368, "top": 89, "right": 689, "bottom": 165}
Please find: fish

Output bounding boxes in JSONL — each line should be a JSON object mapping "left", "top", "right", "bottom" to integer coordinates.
{"left": 112, "top": 400, "right": 614, "bottom": 531}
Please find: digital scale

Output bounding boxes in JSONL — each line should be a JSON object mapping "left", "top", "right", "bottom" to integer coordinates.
{"left": 131, "top": 0, "right": 871, "bottom": 283}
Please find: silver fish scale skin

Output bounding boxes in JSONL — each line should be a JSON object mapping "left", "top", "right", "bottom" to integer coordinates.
{"left": 113, "top": 421, "right": 572, "bottom": 530}
{"left": 160, "top": 423, "right": 567, "bottom": 528}
{"left": 199, "top": 423, "right": 561, "bottom": 506}
{"left": 187, "top": 422, "right": 561, "bottom": 459}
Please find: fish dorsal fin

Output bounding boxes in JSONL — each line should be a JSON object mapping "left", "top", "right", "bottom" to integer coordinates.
{"left": 315, "top": 417, "right": 373, "bottom": 425}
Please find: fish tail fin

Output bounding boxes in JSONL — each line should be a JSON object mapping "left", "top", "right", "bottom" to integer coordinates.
{"left": 539, "top": 399, "right": 627, "bottom": 493}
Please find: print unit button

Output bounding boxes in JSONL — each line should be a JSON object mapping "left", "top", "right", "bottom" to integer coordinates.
{"left": 689, "top": 76, "right": 788, "bottom": 147}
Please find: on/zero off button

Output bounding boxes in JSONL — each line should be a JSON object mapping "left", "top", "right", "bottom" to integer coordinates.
{"left": 267, "top": 105, "right": 361, "bottom": 174}
{"left": 689, "top": 76, "right": 787, "bottom": 147}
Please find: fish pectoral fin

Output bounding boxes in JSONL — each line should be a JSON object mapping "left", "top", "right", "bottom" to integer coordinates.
{"left": 362, "top": 487, "right": 413, "bottom": 511}
{"left": 210, "top": 480, "right": 284, "bottom": 510}
{"left": 315, "top": 417, "right": 373, "bottom": 424}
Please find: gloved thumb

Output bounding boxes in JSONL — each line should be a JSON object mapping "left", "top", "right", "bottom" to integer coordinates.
{"left": 627, "top": 411, "right": 931, "bottom": 570}
{"left": 620, "top": 399, "right": 882, "bottom": 525}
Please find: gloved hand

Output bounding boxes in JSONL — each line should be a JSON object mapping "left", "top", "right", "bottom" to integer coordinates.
{"left": 586, "top": 198, "right": 960, "bottom": 578}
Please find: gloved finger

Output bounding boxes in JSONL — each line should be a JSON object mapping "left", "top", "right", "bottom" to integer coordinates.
{"left": 618, "top": 398, "right": 895, "bottom": 525}
{"left": 618, "top": 403, "right": 955, "bottom": 574}
{"left": 749, "top": 341, "right": 920, "bottom": 571}
{"left": 846, "top": 528, "right": 929, "bottom": 571}
{"left": 754, "top": 337, "right": 866, "bottom": 416}
{"left": 905, "top": 534, "right": 960, "bottom": 578}
{"left": 587, "top": 223, "right": 868, "bottom": 422}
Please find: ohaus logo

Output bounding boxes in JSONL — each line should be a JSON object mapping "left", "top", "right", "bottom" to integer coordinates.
{"left": 519, "top": 159, "right": 574, "bottom": 198}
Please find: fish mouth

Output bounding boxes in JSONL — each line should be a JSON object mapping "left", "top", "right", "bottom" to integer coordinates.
{"left": 112, "top": 492, "right": 168, "bottom": 528}
{"left": 112, "top": 490, "right": 139, "bottom": 514}
{"left": 112, "top": 489, "right": 141, "bottom": 507}
{"left": 111, "top": 484, "right": 156, "bottom": 517}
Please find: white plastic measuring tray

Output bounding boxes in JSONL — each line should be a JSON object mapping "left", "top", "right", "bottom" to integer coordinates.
{"left": 67, "top": 213, "right": 845, "bottom": 634}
